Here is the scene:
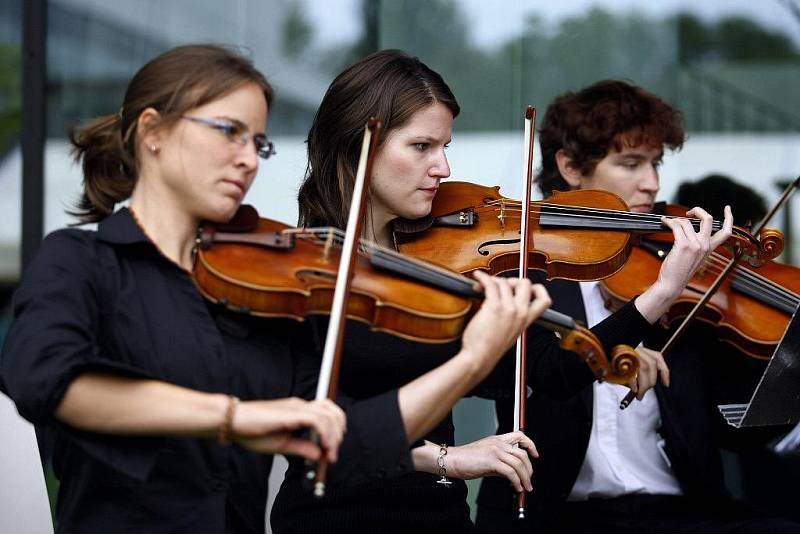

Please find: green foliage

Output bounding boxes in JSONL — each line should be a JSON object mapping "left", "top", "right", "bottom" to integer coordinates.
{"left": 282, "top": 0, "right": 313, "bottom": 59}
{"left": 0, "top": 42, "right": 21, "bottom": 155}
{"left": 369, "top": 1, "right": 799, "bottom": 132}
{"left": 678, "top": 12, "right": 800, "bottom": 64}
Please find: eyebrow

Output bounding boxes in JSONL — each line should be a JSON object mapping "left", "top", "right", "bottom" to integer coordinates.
{"left": 408, "top": 134, "right": 452, "bottom": 144}
{"left": 214, "top": 115, "right": 266, "bottom": 134}
{"left": 616, "top": 152, "right": 662, "bottom": 161}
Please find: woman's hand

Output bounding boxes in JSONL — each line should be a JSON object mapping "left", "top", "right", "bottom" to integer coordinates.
{"left": 396, "top": 273, "right": 549, "bottom": 443}
{"left": 232, "top": 397, "right": 346, "bottom": 462}
{"left": 626, "top": 347, "right": 670, "bottom": 400}
{"left": 447, "top": 432, "right": 538, "bottom": 492}
{"left": 636, "top": 205, "right": 733, "bottom": 323}
{"left": 461, "top": 271, "right": 551, "bottom": 366}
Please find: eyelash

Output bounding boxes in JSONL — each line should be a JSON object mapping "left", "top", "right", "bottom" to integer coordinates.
{"left": 622, "top": 161, "right": 661, "bottom": 169}
{"left": 413, "top": 143, "right": 450, "bottom": 151}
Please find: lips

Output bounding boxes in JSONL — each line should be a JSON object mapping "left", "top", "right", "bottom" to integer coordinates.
{"left": 630, "top": 203, "right": 653, "bottom": 213}
{"left": 221, "top": 179, "right": 246, "bottom": 196}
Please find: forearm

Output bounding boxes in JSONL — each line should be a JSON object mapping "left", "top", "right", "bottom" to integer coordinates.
{"left": 55, "top": 372, "right": 228, "bottom": 437}
{"left": 634, "top": 281, "right": 678, "bottom": 324}
{"left": 397, "top": 348, "right": 484, "bottom": 443}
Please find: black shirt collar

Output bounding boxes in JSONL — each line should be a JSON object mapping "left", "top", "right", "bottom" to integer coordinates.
{"left": 96, "top": 207, "right": 151, "bottom": 245}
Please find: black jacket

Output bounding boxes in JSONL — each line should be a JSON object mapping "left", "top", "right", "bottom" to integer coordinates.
{"left": 477, "top": 277, "right": 773, "bottom": 533}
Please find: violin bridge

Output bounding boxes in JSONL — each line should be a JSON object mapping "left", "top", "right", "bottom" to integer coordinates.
{"left": 497, "top": 199, "right": 506, "bottom": 230}
{"left": 322, "top": 229, "right": 335, "bottom": 263}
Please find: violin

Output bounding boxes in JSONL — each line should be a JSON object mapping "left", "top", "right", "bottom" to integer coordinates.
{"left": 394, "top": 181, "right": 774, "bottom": 281}
{"left": 192, "top": 206, "right": 637, "bottom": 384}
{"left": 194, "top": 208, "right": 473, "bottom": 344}
{"left": 601, "top": 203, "right": 798, "bottom": 360}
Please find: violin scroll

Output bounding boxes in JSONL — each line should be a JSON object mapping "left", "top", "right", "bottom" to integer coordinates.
{"left": 749, "top": 228, "right": 784, "bottom": 266}
{"left": 608, "top": 344, "right": 639, "bottom": 385}
{"left": 558, "top": 325, "right": 639, "bottom": 385}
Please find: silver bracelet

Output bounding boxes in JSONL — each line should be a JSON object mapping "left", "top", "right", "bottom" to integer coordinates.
{"left": 436, "top": 443, "right": 452, "bottom": 486}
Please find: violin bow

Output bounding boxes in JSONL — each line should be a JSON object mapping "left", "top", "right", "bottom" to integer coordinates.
{"left": 308, "top": 118, "right": 383, "bottom": 496}
{"left": 620, "top": 175, "right": 800, "bottom": 410}
{"left": 513, "top": 105, "right": 537, "bottom": 520}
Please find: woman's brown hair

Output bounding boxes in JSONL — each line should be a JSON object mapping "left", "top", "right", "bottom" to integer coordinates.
{"left": 536, "top": 80, "right": 684, "bottom": 197}
{"left": 69, "top": 44, "right": 273, "bottom": 223}
{"left": 297, "top": 49, "right": 459, "bottom": 229}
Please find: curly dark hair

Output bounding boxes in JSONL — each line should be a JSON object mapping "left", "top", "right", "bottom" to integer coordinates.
{"left": 536, "top": 80, "right": 685, "bottom": 197}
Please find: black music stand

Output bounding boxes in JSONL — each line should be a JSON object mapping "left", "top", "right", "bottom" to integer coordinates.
{"left": 718, "top": 305, "right": 800, "bottom": 428}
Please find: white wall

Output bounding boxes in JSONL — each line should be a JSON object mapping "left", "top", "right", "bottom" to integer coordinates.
{"left": 0, "top": 394, "right": 53, "bottom": 534}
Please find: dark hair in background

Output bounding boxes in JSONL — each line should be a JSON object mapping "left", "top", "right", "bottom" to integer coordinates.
{"left": 297, "top": 49, "right": 460, "bottom": 229}
{"left": 69, "top": 44, "right": 274, "bottom": 223}
{"left": 675, "top": 174, "right": 767, "bottom": 228}
{"left": 537, "top": 80, "right": 685, "bottom": 197}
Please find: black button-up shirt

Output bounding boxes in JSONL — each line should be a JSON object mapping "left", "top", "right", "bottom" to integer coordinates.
{"left": 0, "top": 208, "right": 436, "bottom": 532}
{"left": 0, "top": 208, "right": 409, "bottom": 533}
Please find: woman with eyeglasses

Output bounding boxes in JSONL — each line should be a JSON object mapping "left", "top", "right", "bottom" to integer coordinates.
{"left": 0, "top": 44, "right": 346, "bottom": 533}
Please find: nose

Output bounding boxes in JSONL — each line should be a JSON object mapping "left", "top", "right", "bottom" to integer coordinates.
{"left": 235, "top": 138, "right": 260, "bottom": 172}
{"left": 639, "top": 164, "right": 660, "bottom": 194}
{"left": 429, "top": 150, "right": 451, "bottom": 179}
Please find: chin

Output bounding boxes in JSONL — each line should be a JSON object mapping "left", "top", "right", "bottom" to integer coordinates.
{"left": 203, "top": 199, "right": 242, "bottom": 223}
{"left": 401, "top": 202, "right": 434, "bottom": 220}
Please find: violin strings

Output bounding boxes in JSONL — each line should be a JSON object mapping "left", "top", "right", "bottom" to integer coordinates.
{"left": 682, "top": 252, "right": 800, "bottom": 314}
{"left": 481, "top": 200, "right": 712, "bottom": 225}
{"left": 702, "top": 252, "right": 794, "bottom": 298}
{"left": 697, "top": 252, "right": 800, "bottom": 307}
{"left": 292, "top": 226, "right": 797, "bottom": 314}
{"left": 297, "top": 227, "right": 480, "bottom": 289}
{"left": 471, "top": 203, "right": 727, "bottom": 234}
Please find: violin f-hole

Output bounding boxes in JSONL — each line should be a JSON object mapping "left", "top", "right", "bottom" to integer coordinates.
{"left": 477, "top": 238, "right": 521, "bottom": 256}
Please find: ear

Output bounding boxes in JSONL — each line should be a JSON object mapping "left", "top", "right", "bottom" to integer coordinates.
{"left": 555, "top": 149, "right": 583, "bottom": 190}
{"left": 136, "top": 108, "right": 164, "bottom": 153}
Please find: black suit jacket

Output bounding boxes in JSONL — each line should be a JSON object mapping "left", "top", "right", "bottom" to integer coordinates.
{"left": 476, "top": 277, "right": 771, "bottom": 533}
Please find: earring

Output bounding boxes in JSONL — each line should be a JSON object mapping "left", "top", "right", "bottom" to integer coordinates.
{"left": 149, "top": 145, "right": 158, "bottom": 154}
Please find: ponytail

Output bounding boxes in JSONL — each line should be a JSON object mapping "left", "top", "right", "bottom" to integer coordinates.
{"left": 69, "top": 112, "right": 137, "bottom": 224}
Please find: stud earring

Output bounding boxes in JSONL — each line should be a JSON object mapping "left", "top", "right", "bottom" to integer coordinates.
{"left": 149, "top": 145, "right": 159, "bottom": 154}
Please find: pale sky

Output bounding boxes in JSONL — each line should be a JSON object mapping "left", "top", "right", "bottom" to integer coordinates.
{"left": 304, "top": 0, "right": 800, "bottom": 49}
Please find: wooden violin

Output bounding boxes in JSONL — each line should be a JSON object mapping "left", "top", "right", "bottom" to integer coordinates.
{"left": 394, "top": 181, "right": 774, "bottom": 281}
{"left": 192, "top": 207, "right": 637, "bottom": 384}
{"left": 193, "top": 209, "right": 473, "bottom": 344}
{"left": 601, "top": 204, "right": 796, "bottom": 360}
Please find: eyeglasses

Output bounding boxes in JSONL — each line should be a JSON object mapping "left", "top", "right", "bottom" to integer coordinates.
{"left": 182, "top": 116, "right": 276, "bottom": 160}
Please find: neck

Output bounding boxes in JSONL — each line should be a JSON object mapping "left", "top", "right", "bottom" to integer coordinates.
{"left": 362, "top": 204, "right": 394, "bottom": 248}
{"left": 128, "top": 177, "right": 198, "bottom": 270}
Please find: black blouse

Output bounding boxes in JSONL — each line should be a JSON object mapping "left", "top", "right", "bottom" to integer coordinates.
{"left": 0, "top": 209, "right": 412, "bottom": 533}
{"left": 271, "top": 280, "right": 651, "bottom": 534}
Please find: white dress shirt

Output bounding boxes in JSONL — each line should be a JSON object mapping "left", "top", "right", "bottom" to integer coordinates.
{"left": 567, "top": 281, "right": 683, "bottom": 501}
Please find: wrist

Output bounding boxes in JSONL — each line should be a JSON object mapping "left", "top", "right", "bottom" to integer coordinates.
{"left": 435, "top": 443, "right": 453, "bottom": 486}
{"left": 217, "top": 395, "right": 240, "bottom": 445}
{"left": 636, "top": 282, "right": 678, "bottom": 323}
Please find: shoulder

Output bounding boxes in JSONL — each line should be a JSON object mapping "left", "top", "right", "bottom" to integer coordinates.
{"left": 33, "top": 228, "right": 104, "bottom": 267}
{"left": 19, "top": 228, "right": 112, "bottom": 290}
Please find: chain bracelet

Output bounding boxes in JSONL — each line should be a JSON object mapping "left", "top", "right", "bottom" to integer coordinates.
{"left": 436, "top": 443, "right": 452, "bottom": 486}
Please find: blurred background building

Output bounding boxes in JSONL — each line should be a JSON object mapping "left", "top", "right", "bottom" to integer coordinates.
{"left": 1, "top": 0, "right": 799, "bottom": 530}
